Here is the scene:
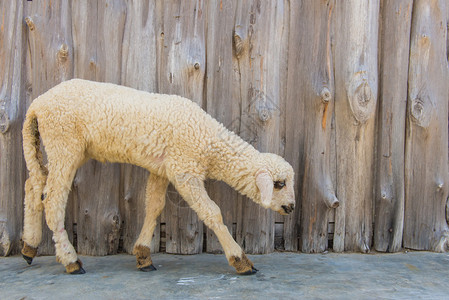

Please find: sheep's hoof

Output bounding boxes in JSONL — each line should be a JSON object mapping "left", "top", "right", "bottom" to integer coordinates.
{"left": 66, "top": 259, "right": 86, "bottom": 275}
{"left": 139, "top": 264, "right": 157, "bottom": 272}
{"left": 238, "top": 267, "right": 258, "bottom": 276}
{"left": 229, "top": 253, "right": 257, "bottom": 275}
{"left": 70, "top": 267, "right": 86, "bottom": 275}
{"left": 22, "top": 254, "right": 33, "bottom": 265}
{"left": 21, "top": 242, "right": 37, "bottom": 265}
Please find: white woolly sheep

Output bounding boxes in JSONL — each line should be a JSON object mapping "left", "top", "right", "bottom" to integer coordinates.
{"left": 21, "top": 79, "right": 295, "bottom": 275}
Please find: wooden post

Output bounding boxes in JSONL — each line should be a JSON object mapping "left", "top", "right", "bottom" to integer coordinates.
{"left": 158, "top": 0, "right": 206, "bottom": 254}
{"left": 404, "top": 0, "right": 449, "bottom": 251}
{"left": 374, "top": 0, "right": 413, "bottom": 253}
{"left": 282, "top": 0, "right": 307, "bottom": 252}
{"left": 0, "top": 1, "right": 26, "bottom": 256}
{"left": 298, "top": 0, "right": 339, "bottom": 253}
{"left": 333, "top": 0, "right": 380, "bottom": 252}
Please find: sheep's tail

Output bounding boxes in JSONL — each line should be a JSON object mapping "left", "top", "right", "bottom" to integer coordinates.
{"left": 22, "top": 111, "right": 47, "bottom": 189}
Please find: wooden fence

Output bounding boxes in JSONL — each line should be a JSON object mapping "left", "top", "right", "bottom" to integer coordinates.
{"left": 1, "top": 0, "right": 448, "bottom": 256}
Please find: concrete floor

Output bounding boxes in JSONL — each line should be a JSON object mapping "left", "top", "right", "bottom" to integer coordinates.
{"left": 1, "top": 251, "right": 448, "bottom": 299}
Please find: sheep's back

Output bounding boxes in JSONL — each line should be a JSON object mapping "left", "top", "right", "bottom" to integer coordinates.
{"left": 28, "top": 79, "right": 220, "bottom": 172}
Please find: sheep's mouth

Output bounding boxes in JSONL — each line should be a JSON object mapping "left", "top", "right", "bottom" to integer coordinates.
{"left": 281, "top": 204, "right": 294, "bottom": 214}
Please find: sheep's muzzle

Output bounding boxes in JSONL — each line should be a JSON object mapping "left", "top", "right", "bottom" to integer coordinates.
{"left": 281, "top": 204, "right": 295, "bottom": 214}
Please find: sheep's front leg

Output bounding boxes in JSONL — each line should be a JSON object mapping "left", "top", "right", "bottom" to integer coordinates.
{"left": 174, "top": 176, "right": 257, "bottom": 275}
{"left": 133, "top": 173, "right": 169, "bottom": 271}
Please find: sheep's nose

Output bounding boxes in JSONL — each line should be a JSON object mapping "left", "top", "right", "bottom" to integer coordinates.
{"left": 282, "top": 204, "right": 295, "bottom": 214}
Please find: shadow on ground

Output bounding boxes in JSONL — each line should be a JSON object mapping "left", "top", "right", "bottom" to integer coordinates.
{"left": 1, "top": 251, "right": 449, "bottom": 299}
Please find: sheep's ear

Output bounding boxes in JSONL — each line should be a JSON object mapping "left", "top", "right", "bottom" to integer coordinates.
{"left": 256, "top": 171, "right": 273, "bottom": 208}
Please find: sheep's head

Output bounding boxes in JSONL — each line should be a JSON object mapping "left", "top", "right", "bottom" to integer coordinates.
{"left": 255, "top": 153, "right": 295, "bottom": 215}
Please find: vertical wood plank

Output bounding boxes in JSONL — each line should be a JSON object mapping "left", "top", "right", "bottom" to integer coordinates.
{"left": 404, "top": 0, "right": 449, "bottom": 251}
{"left": 333, "top": 0, "right": 380, "bottom": 252}
{"left": 299, "top": 0, "right": 339, "bottom": 253}
{"left": 119, "top": 0, "right": 160, "bottom": 254}
{"left": 24, "top": 0, "right": 74, "bottom": 255}
{"left": 374, "top": 0, "right": 412, "bottom": 253}
{"left": 204, "top": 0, "right": 239, "bottom": 253}
{"left": 282, "top": 0, "right": 306, "bottom": 252}
{"left": 233, "top": 0, "right": 288, "bottom": 254}
{"left": 158, "top": 0, "right": 206, "bottom": 254}
{"left": 275, "top": 0, "right": 291, "bottom": 250}
{"left": 0, "top": 0, "right": 26, "bottom": 256}
{"left": 71, "top": 0, "right": 125, "bottom": 255}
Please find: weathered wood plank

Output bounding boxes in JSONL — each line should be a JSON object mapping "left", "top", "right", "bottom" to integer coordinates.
{"left": 333, "top": 0, "right": 380, "bottom": 252}
{"left": 157, "top": 0, "right": 206, "bottom": 254}
{"left": 234, "top": 0, "right": 288, "bottom": 254}
{"left": 299, "top": 0, "right": 339, "bottom": 253}
{"left": 374, "top": 0, "right": 413, "bottom": 253}
{"left": 120, "top": 0, "right": 160, "bottom": 254}
{"left": 275, "top": 0, "right": 291, "bottom": 243}
{"left": 24, "top": 0, "right": 74, "bottom": 255}
{"left": 71, "top": 0, "right": 125, "bottom": 255}
{"left": 404, "top": 0, "right": 449, "bottom": 251}
{"left": 0, "top": 0, "right": 26, "bottom": 256}
{"left": 282, "top": 0, "right": 307, "bottom": 252}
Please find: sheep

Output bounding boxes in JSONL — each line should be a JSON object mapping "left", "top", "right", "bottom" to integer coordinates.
{"left": 21, "top": 79, "right": 296, "bottom": 275}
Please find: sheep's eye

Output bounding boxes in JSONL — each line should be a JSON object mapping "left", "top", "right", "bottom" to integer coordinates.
{"left": 274, "top": 180, "right": 286, "bottom": 189}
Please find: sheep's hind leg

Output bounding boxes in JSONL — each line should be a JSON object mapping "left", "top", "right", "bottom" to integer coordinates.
{"left": 174, "top": 176, "right": 257, "bottom": 275}
{"left": 133, "top": 173, "right": 169, "bottom": 272}
{"left": 43, "top": 159, "right": 84, "bottom": 274}
{"left": 22, "top": 174, "right": 47, "bottom": 265}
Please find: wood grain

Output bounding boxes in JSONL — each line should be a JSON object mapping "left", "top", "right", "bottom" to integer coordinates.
{"left": 374, "top": 0, "right": 412, "bottom": 253}
{"left": 404, "top": 0, "right": 449, "bottom": 251}
{"left": 333, "top": 0, "right": 380, "bottom": 253}
{"left": 0, "top": 1, "right": 26, "bottom": 256}
{"left": 298, "top": 0, "right": 338, "bottom": 253}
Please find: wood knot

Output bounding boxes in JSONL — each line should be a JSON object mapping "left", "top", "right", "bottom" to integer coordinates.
{"left": 233, "top": 26, "right": 246, "bottom": 58}
{"left": 57, "top": 44, "right": 69, "bottom": 63}
{"left": 25, "top": 17, "right": 35, "bottom": 31}
{"left": 111, "top": 214, "right": 121, "bottom": 230}
{"left": 194, "top": 62, "right": 200, "bottom": 70}
{"left": 410, "top": 96, "right": 431, "bottom": 127}
{"left": 0, "top": 109, "right": 10, "bottom": 134}
{"left": 258, "top": 109, "right": 271, "bottom": 122}
{"left": 411, "top": 100, "right": 423, "bottom": 119}
{"left": 320, "top": 87, "right": 332, "bottom": 103}
{"left": 356, "top": 83, "right": 372, "bottom": 107}
{"left": 348, "top": 71, "right": 376, "bottom": 124}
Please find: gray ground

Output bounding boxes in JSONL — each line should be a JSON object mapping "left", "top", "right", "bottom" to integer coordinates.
{"left": 1, "top": 251, "right": 448, "bottom": 299}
